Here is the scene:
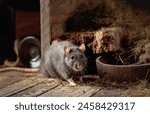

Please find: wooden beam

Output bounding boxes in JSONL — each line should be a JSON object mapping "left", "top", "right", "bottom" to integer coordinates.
{"left": 40, "top": 0, "right": 52, "bottom": 55}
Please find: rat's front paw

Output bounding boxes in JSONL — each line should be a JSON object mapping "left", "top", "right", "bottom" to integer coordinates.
{"left": 67, "top": 78, "right": 77, "bottom": 87}
{"left": 69, "top": 82, "right": 77, "bottom": 87}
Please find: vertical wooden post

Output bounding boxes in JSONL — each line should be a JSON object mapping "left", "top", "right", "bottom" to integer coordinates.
{"left": 40, "top": 0, "right": 52, "bottom": 56}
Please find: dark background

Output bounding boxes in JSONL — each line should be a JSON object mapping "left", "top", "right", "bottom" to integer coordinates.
{"left": 0, "top": 0, "right": 40, "bottom": 11}
{"left": 0, "top": 0, "right": 40, "bottom": 64}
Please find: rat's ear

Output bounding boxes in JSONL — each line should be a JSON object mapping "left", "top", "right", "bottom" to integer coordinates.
{"left": 64, "top": 46, "right": 71, "bottom": 55}
{"left": 79, "top": 43, "right": 86, "bottom": 52}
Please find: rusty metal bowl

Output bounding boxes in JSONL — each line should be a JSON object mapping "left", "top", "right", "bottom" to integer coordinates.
{"left": 96, "top": 56, "right": 150, "bottom": 82}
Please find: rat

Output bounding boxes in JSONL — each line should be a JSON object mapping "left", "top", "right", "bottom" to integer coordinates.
{"left": 40, "top": 41, "right": 87, "bottom": 86}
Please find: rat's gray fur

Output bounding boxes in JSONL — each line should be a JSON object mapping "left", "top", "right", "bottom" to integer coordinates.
{"left": 40, "top": 41, "right": 87, "bottom": 86}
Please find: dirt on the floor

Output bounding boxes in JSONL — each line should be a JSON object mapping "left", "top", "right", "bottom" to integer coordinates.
{"left": 85, "top": 78, "right": 150, "bottom": 97}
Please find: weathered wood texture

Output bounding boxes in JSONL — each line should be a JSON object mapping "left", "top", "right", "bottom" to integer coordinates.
{"left": 0, "top": 72, "right": 150, "bottom": 97}
{"left": 13, "top": 80, "right": 60, "bottom": 97}
{"left": 0, "top": 72, "right": 101, "bottom": 97}
{"left": 51, "top": 0, "right": 100, "bottom": 38}
{"left": 40, "top": 0, "right": 51, "bottom": 55}
{"left": 40, "top": 0, "right": 102, "bottom": 55}
{"left": 0, "top": 77, "right": 46, "bottom": 96}
{"left": 51, "top": 0, "right": 80, "bottom": 38}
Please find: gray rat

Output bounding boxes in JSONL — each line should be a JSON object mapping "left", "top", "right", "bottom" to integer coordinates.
{"left": 40, "top": 41, "right": 87, "bottom": 86}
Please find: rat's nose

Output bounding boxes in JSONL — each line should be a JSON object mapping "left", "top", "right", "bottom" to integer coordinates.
{"left": 75, "top": 62, "right": 83, "bottom": 70}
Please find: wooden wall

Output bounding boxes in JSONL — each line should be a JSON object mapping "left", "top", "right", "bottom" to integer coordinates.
{"left": 40, "top": 0, "right": 100, "bottom": 54}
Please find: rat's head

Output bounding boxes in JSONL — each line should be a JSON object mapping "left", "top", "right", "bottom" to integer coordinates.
{"left": 64, "top": 44, "right": 87, "bottom": 72}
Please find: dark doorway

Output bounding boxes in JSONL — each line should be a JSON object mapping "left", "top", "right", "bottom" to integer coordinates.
{"left": 0, "top": 0, "right": 40, "bottom": 66}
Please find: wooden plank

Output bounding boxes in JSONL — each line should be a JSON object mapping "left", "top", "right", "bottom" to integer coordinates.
{"left": 51, "top": 23, "right": 66, "bottom": 38}
{"left": 40, "top": 84, "right": 80, "bottom": 97}
{"left": 40, "top": 84, "right": 100, "bottom": 97}
{"left": 67, "top": 86, "right": 92, "bottom": 97}
{"left": 93, "top": 89, "right": 123, "bottom": 97}
{"left": 50, "top": 86, "right": 80, "bottom": 97}
{"left": 0, "top": 71, "right": 28, "bottom": 89}
{"left": 52, "top": 15, "right": 71, "bottom": 24}
{"left": 0, "top": 75, "right": 26, "bottom": 89}
{"left": 12, "top": 79, "right": 61, "bottom": 97}
{"left": 39, "top": 84, "right": 63, "bottom": 97}
{"left": 0, "top": 75, "right": 9, "bottom": 81}
{"left": 40, "top": 0, "right": 51, "bottom": 55}
{"left": 79, "top": 87, "right": 100, "bottom": 97}
{"left": 68, "top": 86, "right": 100, "bottom": 97}
{"left": 0, "top": 76, "right": 46, "bottom": 97}
{"left": 52, "top": 0, "right": 79, "bottom": 16}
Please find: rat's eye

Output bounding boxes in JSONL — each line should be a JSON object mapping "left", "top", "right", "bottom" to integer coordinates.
{"left": 71, "top": 56, "right": 75, "bottom": 60}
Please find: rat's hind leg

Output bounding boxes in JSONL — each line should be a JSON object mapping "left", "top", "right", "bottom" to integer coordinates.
{"left": 41, "top": 69, "right": 49, "bottom": 77}
{"left": 39, "top": 65, "right": 49, "bottom": 77}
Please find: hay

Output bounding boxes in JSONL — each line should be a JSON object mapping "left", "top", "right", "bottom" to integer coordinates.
{"left": 93, "top": 27, "right": 127, "bottom": 53}
{"left": 54, "top": 27, "right": 127, "bottom": 55}
{"left": 53, "top": 0, "right": 150, "bottom": 64}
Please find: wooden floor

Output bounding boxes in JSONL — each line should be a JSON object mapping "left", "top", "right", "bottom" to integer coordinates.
{"left": 1, "top": 71, "right": 150, "bottom": 97}
{"left": 0, "top": 71, "right": 102, "bottom": 97}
